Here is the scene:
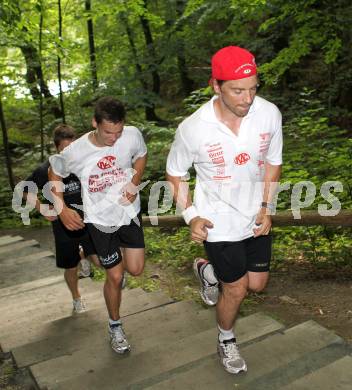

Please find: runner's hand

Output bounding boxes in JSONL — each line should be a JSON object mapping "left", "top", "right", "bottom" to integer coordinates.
{"left": 119, "top": 182, "right": 138, "bottom": 206}
{"left": 253, "top": 209, "right": 271, "bottom": 237}
{"left": 59, "top": 207, "right": 85, "bottom": 230}
{"left": 190, "top": 217, "right": 214, "bottom": 243}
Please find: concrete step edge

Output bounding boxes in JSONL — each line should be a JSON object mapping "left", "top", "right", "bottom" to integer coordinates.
{"left": 141, "top": 320, "right": 344, "bottom": 390}
{"left": 0, "top": 235, "right": 24, "bottom": 246}
{"left": 0, "top": 239, "right": 40, "bottom": 256}
{"left": 30, "top": 312, "right": 283, "bottom": 389}
{"left": 1, "top": 289, "right": 172, "bottom": 352}
{"left": 12, "top": 300, "right": 210, "bottom": 368}
{"left": 280, "top": 355, "right": 352, "bottom": 390}
{"left": 0, "top": 275, "right": 65, "bottom": 298}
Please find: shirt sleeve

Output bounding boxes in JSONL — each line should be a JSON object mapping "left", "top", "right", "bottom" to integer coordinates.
{"left": 166, "top": 126, "right": 195, "bottom": 177}
{"left": 265, "top": 111, "right": 283, "bottom": 165}
{"left": 49, "top": 147, "right": 73, "bottom": 178}
{"left": 131, "top": 128, "right": 147, "bottom": 163}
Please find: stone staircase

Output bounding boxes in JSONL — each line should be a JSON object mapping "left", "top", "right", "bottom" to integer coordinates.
{"left": 0, "top": 234, "right": 351, "bottom": 389}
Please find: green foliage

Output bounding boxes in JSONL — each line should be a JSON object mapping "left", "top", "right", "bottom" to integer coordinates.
{"left": 182, "top": 86, "right": 212, "bottom": 114}
{"left": 273, "top": 226, "right": 352, "bottom": 270}
{"left": 278, "top": 88, "right": 352, "bottom": 212}
{"left": 145, "top": 227, "right": 204, "bottom": 269}
{"left": 0, "top": 0, "right": 351, "bottom": 272}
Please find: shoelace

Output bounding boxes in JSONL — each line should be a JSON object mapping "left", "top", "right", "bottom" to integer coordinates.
{"left": 111, "top": 325, "right": 126, "bottom": 342}
{"left": 223, "top": 340, "right": 241, "bottom": 359}
{"left": 200, "top": 266, "right": 218, "bottom": 288}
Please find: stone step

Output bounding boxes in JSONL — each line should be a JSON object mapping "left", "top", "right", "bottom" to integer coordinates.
{"left": 31, "top": 312, "right": 284, "bottom": 389}
{"left": 281, "top": 356, "right": 352, "bottom": 390}
{"left": 2, "top": 288, "right": 172, "bottom": 352}
{"left": 235, "top": 338, "right": 351, "bottom": 389}
{"left": 145, "top": 320, "right": 343, "bottom": 390}
{"left": 0, "top": 275, "right": 64, "bottom": 298}
{"left": 14, "top": 300, "right": 210, "bottom": 368}
{"left": 0, "top": 235, "right": 23, "bottom": 246}
{"left": 0, "top": 277, "right": 102, "bottom": 314}
{"left": 0, "top": 256, "right": 61, "bottom": 289}
{"left": 1, "top": 289, "right": 105, "bottom": 352}
{"left": 0, "top": 239, "right": 39, "bottom": 257}
{"left": 1, "top": 250, "right": 54, "bottom": 266}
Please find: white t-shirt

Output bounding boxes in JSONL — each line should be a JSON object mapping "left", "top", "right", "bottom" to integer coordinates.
{"left": 167, "top": 95, "right": 283, "bottom": 242}
{"left": 50, "top": 126, "right": 147, "bottom": 227}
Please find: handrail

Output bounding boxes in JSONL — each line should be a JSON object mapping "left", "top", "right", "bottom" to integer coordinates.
{"left": 142, "top": 210, "right": 352, "bottom": 228}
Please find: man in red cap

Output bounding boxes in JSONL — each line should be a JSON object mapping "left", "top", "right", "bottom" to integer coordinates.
{"left": 167, "top": 46, "right": 282, "bottom": 374}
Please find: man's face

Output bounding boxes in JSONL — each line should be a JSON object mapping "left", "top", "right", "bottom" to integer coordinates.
{"left": 214, "top": 75, "right": 258, "bottom": 118}
{"left": 57, "top": 139, "right": 73, "bottom": 152}
{"left": 92, "top": 118, "right": 124, "bottom": 147}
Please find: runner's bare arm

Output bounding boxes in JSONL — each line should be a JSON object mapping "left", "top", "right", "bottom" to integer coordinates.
{"left": 254, "top": 162, "right": 282, "bottom": 237}
{"left": 48, "top": 166, "right": 85, "bottom": 230}
{"left": 132, "top": 154, "right": 147, "bottom": 187}
{"left": 166, "top": 173, "right": 213, "bottom": 243}
{"left": 121, "top": 154, "right": 148, "bottom": 204}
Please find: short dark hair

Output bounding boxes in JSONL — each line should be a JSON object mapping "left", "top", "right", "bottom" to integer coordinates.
{"left": 94, "top": 96, "right": 126, "bottom": 124}
{"left": 53, "top": 124, "right": 76, "bottom": 147}
{"left": 216, "top": 79, "right": 225, "bottom": 87}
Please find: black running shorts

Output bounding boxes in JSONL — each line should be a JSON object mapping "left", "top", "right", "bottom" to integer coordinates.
{"left": 52, "top": 219, "right": 96, "bottom": 269}
{"left": 203, "top": 235, "right": 272, "bottom": 283}
{"left": 86, "top": 214, "right": 145, "bottom": 269}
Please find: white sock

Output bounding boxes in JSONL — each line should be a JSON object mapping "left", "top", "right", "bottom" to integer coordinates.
{"left": 218, "top": 325, "right": 235, "bottom": 342}
{"left": 109, "top": 318, "right": 122, "bottom": 328}
{"left": 203, "top": 263, "right": 218, "bottom": 284}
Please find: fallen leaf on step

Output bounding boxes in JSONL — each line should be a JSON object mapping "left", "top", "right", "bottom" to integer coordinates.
{"left": 279, "top": 295, "right": 300, "bottom": 305}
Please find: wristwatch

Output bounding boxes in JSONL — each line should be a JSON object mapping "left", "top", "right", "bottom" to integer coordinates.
{"left": 261, "top": 202, "right": 275, "bottom": 212}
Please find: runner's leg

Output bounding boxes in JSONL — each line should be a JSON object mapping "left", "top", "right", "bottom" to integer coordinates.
{"left": 104, "top": 262, "right": 124, "bottom": 320}
{"left": 64, "top": 266, "right": 80, "bottom": 300}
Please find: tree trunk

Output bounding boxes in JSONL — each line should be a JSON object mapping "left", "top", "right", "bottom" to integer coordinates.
{"left": 57, "top": 0, "right": 65, "bottom": 123}
{"left": 85, "top": 0, "right": 99, "bottom": 91}
{"left": 175, "top": 0, "right": 195, "bottom": 96}
{"left": 139, "top": 0, "right": 165, "bottom": 122}
{"left": 140, "top": 0, "right": 160, "bottom": 96}
{"left": 39, "top": 0, "right": 44, "bottom": 161}
{"left": 142, "top": 210, "right": 352, "bottom": 228}
{"left": 0, "top": 87, "right": 15, "bottom": 191}
{"left": 20, "top": 44, "right": 62, "bottom": 118}
{"left": 123, "top": 14, "right": 157, "bottom": 122}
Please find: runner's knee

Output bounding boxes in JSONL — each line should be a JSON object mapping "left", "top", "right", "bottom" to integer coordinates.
{"left": 248, "top": 278, "right": 268, "bottom": 293}
{"left": 127, "top": 262, "right": 144, "bottom": 276}
{"left": 221, "top": 282, "right": 247, "bottom": 301}
{"left": 106, "top": 271, "right": 124, "bottom": 288}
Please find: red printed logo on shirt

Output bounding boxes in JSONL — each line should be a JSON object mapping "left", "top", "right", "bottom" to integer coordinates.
{"left": 97, "top": 155, "right": 116, "bottom": 170}
{"left": 234, "top": 153, "right": 250, "bottom": 165}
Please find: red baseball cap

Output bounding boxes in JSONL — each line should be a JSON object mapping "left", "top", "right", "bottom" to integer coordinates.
{"left": 211, "top": 46, "right": 257, "bottom": 81}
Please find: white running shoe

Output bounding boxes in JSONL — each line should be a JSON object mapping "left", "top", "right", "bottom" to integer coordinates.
{"left": 193, "top": 258, "right": 219, "bottom": 306}
{"left": 109, "top": 323, "right": 131, "bottom": 354}
{"left": 217, "top": 337, "right": 247, "bottom": 374}
{"left": 73, "top": 297, "right": 86, "bottom": 314}
{"left": 78, "top": 258, "right": 92, "bottom": 278}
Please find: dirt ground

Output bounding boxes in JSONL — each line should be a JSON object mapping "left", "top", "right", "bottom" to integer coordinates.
{"left": 1, "top": 225, "right": 351, "bottom": 389}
